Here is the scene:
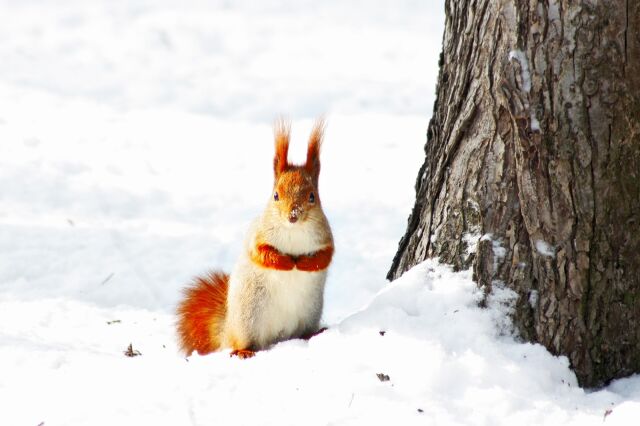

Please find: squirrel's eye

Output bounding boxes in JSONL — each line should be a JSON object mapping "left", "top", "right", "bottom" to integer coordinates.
{"left": 274, "top": 191, "right": 279, "bottom": 201}
{"left": 309, "top": 192, "right": 315, "bottom": 203}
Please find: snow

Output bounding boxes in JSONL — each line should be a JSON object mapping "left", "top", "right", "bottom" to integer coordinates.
{"left": 508, "top": 49, "right": 540, "bottom": 132}
{"left": 548, "top": 0, "right": 561, "bottom": 22}
{"left": 480, "top": 233, "right": 506, "bottom": 272}
{"left": 530, "top": 112, "right": 542, "bottom": 131}
{"left": 462, "top": 232, "right": 480, "bottom": 256}
{"left": 508, "top": 50, "right": 531, "bottom": 93}
{"left": 535, "top": 240, "right": 556, "bottom": 257}
{"left": 1, "top": 1, "right": 640, "bottom": 425}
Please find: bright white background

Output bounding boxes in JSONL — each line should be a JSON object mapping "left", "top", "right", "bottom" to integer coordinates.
{"left": 1, "top": 1, "right": 638, "bottom": 425}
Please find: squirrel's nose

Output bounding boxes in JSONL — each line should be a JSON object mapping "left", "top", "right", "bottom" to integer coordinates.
{"left": 288, "top": 207, "right": 302, "bottom": 223}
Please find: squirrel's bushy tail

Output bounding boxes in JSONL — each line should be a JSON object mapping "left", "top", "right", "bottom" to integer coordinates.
{"left": 177, "top": 271, "right": 228, "bottom": 355}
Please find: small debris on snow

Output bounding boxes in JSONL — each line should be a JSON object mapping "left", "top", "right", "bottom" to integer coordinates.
{"left": 417, "top": 408, "right": 424, "bottom": 413}
{"left": 379, "top": 331, "right": 386, "bottom": 336}
{"left": 376, "top": 373, "right": 390, "bottom": 382}
{"left": 100, "top": 273, "right": 115, "bottom": 286}
{"left": 604, "top": 408, "right": 613, "bottom": 420}
{"left": 106, "top": 320, "right": 121, "bottom": 325}
{"left": 124, "top": 343, "right": 141, "bottom": 357}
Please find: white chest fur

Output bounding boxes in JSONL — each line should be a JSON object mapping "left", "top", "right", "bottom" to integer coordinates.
{"left": 256, "top": 268, "right": 326, "bottom": 346}
{"left": 269, "top": 219, "right": 326, "bottom": 256}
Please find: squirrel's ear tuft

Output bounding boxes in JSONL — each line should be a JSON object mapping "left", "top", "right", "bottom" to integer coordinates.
{"left": 274, "top": 118, "right": 290, "bottom": 177}
{"left": 305, "top": 117, "right": 325, "bottom": 184}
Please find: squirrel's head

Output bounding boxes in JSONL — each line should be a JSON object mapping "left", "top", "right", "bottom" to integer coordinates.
{"left": 270, "top": 118, "right": 325, "bottom": 225}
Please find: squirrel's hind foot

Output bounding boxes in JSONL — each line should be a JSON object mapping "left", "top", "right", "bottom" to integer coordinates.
{"left": 301, "top": 327, "right": 328, "bottom": 341}
{"left": 230, "top": 349, "right": 256, "bottom": 359}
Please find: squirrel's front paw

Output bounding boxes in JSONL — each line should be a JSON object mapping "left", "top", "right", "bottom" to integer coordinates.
{"left": 252, "top": 244, "right": 296, "bottom": 271}
{"left": 296, "top": 247, "right": 333, "bottom": 271}
{"left": 295, "top": 255, "right": 321, "bottom": 271}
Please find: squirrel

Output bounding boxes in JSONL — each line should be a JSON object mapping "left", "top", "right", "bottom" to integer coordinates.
{"left": 177, "top": 118, "right": 334, "bottom": 358}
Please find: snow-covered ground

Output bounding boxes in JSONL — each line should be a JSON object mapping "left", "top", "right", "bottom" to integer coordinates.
{"left": 1, "top": 1, "right": 639, "bottom": 425}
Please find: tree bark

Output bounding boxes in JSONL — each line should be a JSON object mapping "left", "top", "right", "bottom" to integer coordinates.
{"left": 389, "top": 0, "right": 640, "bottom": 388}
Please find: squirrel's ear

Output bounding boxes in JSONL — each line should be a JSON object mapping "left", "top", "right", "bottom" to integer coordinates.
{"left": 305, "top": 117, "right": 325, "bottom": 183}
{"left": 274, "top": 118, "right": 290, "bottom": 177}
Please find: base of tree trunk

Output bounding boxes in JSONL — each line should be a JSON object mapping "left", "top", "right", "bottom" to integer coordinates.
{"left": 388, "top": 0, "right": 640, "bottom": 388}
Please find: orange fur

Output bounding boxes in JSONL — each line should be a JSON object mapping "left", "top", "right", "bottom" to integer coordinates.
{"left": 251, "top": 244, "right": 296, "bottom": 270}
{"left": 251, "top": 243, "right": 333, "bottom": 272}
{"left": 230, "top": 349, "right": 256, "bottom": 359}
{"left": 274, "top": 118, "right": 291, "bottom": 176}
{"left": 296, "top": 246, "right": 334, "bottom": 272}
{"left": 273, "top": 169, "right": 313, "bottom": 220}
{"left": 305, "top": 117, "right": 325, "bottom": 183}
{"left": 176, "top": 271, "right": 229, "bottom": 355}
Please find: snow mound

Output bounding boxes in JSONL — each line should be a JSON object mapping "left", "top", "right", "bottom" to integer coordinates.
{"left": 1, "top": 260, "right": 637, "bottom": 425}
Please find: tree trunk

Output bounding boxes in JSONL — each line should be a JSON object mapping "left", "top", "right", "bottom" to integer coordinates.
{"left": 388, "top": 0, "right": 640, "bottom": 388}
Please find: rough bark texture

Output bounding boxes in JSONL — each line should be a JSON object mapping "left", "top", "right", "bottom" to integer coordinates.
{"left": 388, "top": 0, "right": 640, "bottom": 388}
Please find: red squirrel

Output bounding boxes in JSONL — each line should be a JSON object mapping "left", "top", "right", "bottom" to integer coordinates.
{"left": 177, "top": 118, "right": 334, "bottom": 358}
